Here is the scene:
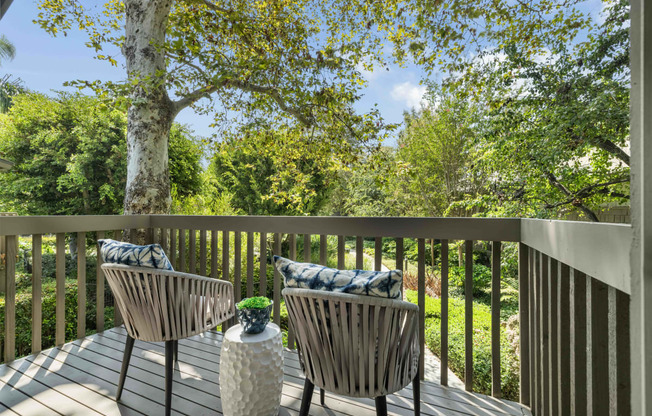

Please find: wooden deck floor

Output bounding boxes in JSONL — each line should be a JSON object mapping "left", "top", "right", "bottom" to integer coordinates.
{"left": 0, "top": 327, "right": 531, "bottom": 416}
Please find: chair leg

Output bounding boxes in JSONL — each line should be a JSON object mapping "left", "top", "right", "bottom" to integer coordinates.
{"left": 116, "top": 335, "right": 135, "bottom": 401}
{"left": 413, "top": 371, "right": 421, "bottom": 416}
{"left": 173, "top": 340, "right": 178, "bottom": 364}
{"left": 299, "top": 378, "right": 314, "bottom": 416}
{"left": 165, "top": 340, "right": 174, "bottom": 416}
{"left": 320, "top": 388, "right": 325, "bottom": 405}
{"left": 374, "top": 396, "right": 388, "bottom": 416}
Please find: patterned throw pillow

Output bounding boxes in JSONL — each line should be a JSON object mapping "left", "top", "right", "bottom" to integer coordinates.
{"left": 98, "top": 239, "right": 174, "bottom": 271}
{"left": 274, "top": 255, "right": 401, "bottom": 299}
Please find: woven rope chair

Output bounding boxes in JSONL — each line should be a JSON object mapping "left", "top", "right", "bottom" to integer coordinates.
{"left": 101, "top": 263, "right": 235, "bottom": 416}
{"left": 283, "top": 288, "right": 421, "bottom": 416}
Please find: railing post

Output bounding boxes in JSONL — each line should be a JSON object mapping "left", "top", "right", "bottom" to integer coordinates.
{"left": 518, "top": 243, "right": 530, "bottom": 406}
{"left": 55, "top": 233, "right": 65, "bottom": 346}
{"left": 4, "top": 235, "right": 16, "bottom": 362}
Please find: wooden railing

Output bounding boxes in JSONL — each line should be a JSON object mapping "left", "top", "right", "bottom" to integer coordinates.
{"left": 0, "top": 215, "right": 633, "bottom": 415}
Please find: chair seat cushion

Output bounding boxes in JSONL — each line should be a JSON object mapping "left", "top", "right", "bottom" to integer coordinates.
{"left": 98, "top": 239, "right": 174, "bottom": 271}
{"left": 274, "top": 256, "right": 401, "bottom": 299}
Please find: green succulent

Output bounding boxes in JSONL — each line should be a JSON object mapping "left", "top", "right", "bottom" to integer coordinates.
{"left": 237, "top": 296, "right": 272, "bottom": 310}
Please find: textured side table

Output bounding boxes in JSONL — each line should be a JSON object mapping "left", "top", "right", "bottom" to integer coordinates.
{"left": 220, "top": 323, "right": 284, "bottom": 416}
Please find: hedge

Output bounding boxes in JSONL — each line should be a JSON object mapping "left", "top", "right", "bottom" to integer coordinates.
{"left": 0, "top": 279, "right": 115, "bottom": 361}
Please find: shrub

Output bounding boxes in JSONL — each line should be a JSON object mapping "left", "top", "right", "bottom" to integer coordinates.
{"left": 0, "top": 279, "right": 115, "bottom": 361}
{"left": 405, "top": 290, "right": 520, "bottom": 401}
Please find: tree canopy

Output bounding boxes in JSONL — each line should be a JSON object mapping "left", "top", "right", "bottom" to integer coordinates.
{"left": 0, "top": 92, "right": 203, "bottom": 215}
{"left": 33, "top": 0, "right": 593, "bottom": 215}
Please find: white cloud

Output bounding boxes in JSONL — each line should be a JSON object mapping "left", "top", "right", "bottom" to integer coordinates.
{"left": 390, "top": 81, "right": 427, "bottom": 110}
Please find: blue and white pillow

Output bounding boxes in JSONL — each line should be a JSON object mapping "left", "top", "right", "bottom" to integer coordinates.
{"left": 98, "top": 239, "right": 174, "bottom": 271}
{"left": 274, "top": 256, "right": 401, "bottom": 299}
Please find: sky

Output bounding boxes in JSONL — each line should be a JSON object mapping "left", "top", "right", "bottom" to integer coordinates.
{"left": 0, "top": 0, "right": 605, "bottom": 147}
{"left": 0, "top": 1, "right": 431, "bottom": 147}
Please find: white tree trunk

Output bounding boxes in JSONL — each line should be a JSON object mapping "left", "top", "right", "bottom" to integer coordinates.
{"left": 122, "top": 0, "right": 174, "bottom": 215}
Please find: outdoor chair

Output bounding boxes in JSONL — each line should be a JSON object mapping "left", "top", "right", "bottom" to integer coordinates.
{"left": 283, "top": 288, "right": 421, "bottom": 416}
{"left": 101, "top": 263, "right": 235, "bottom": 416}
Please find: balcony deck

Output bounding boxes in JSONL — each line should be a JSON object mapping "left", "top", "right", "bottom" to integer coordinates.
{"left": 0, "top": 326, "right": 530, "bottom": 416}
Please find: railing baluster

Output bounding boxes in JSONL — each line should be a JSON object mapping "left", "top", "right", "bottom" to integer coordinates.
{"left": 247, "top": 232, "right": 254, "bottom": 298}
{"left": 288, "top": 233, "right": 296, "bottom": 350}
{"left": 200, "top": 230, "right": 207, "bottom": 276}
{"left": 616, "top": 289, "right": 631, "bottom": 416}
{"left": 189, "top": 229, "right": 196, "bottom": 274}
{"left": 374, "top": 237, "right": 382, "bottom": 271}
{"left": 591, "top": 276, "right": 610, "bottom": 415}
{"left": 356, "top": 236, "right": 363, "bottom": 269}
{"left": 417, "top": 238, "right": 425, "bottom": 380}
{"left": 179, "top": 229, "right": 187, "bottom": 273}
{"left": 320, "top": 234, "right": 327, "bottom": 266}
{"left": 222, "top": 231, "right": 229, "bottom": 281}
{"left": 440, "top": 239, "right": 449, "bottom": 386}
{"left": 170, "top": 228, "right": 177, "bottom": 270}
{"left": 77, "top": 232, "right": 86, "bottom": 340}
{"left": 542, "top": 254, "right": 550, "bottom": 416}
{"left": 337, "top": 235, "right": 345, "bottom": 269}
{"left": 573, "top": 270, "right": 588, "bottom": 416}
{"left": 32, "top": 235, "right": 42, "bottom": 354}
{"left": 234, "top": 232, "right": 242, "bottom": 303}
{"left": 96, "top": 231, "right": 105, "bottom": 332}
{"left": 559, "top": 263, "right": 571, "bottom": 415}
{"left": 211, "top": 230, "right": 218, "bottom": 279}
{"left": 518, "top": 243, "right": 530, "bottom": 406}
{"left": 160, "top": 228, "right": 168, "bottom": 253}
{"left": 491, "top": 241, "right": 501, "bottom": 398}
{"left": 464, "top": 239, "right": 473, "bottom": 391}
{"left": 395, "top": 237, "right": 404, "bottom": 272}
{"left": 533, "top": 249, "right": 540, "bottom": 414}
{"left": 550, "top": 258, "right": 560, "bottom": 414}
{"left": 273, "top": 233, "right": 281, "bottom": 326}
{"left": 4, "top": 235, "right": 16, "bottom": 362}
{"left": 289, "top": 234, "right": 296, "bottom": 260}
{"left": 56, "top": 233, "right": 65, "bottom": 346}
{"left": 303, "top": 234, "right": 311, "bottom": 262}
{"left": 259, "top": 232, "right": 267, "bottom": 296}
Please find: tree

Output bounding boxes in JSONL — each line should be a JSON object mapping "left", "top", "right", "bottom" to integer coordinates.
{"left": 0, "top": 35, "right": 15, "bottom": 64}
{"left": 464, "top": 0, "right": 630, "bottom": 220}
{"left": 35, "top": 0, "right": 590, "bottom": 216}
{"left": 393, "top": 91, "right": 482, "bottom": 217}
{"left": 0, "top": 92, "right": 203, "bottom": 215}
{"left": 211, "top": 125, "right": 338, "bottom": 215}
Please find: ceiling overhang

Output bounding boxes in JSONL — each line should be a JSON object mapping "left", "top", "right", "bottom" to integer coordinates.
{"left": 0, "top": 0, "right": 13, "bottom": 20}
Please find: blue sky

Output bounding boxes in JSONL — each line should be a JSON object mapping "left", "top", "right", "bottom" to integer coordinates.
{"left": 0, "top": 0, "right": 605, "bottom": 147}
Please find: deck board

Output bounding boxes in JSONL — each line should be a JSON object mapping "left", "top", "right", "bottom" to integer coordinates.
{"left": 0, "top": 328, "right": 532, "bottom": 416}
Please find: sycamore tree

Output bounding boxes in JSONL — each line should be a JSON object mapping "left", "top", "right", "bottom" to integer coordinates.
{"left": 35, "top": 0, "right": 592, "bottom": 215}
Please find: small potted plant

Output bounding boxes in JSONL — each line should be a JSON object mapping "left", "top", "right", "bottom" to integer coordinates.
{"left": 236, "top": 296, "right": 273, "bottom": 334}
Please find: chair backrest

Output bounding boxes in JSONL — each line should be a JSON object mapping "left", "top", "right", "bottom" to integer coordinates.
{"left": 102, "top": 263, "right": 234, "bottom": 342}
{"left": 283, "top": 288, "right": 419, "bottom": 398}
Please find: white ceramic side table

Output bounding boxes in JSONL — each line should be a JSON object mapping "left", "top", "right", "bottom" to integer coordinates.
{"left": 219, "top": 323, "right": 284, "bottom": 416}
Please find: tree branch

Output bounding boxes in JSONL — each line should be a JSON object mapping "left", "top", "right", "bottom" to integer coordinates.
{"left": 544, "top": 171, "right": 600, "bottom": 222}
{"left": 172, "top": 78, "right": 313, "bottom": 126}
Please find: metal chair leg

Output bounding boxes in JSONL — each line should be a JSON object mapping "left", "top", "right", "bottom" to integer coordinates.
{"left": 413, "top": 371, "right": 421, "bottom": 416}
{"left": 165, "top": 340, "right": 174, "bottom": 416}
{"left": 375, "top": 396, "right": 388, "bottom": 416}
{"left": 173, "top": 340, "right": 178, "bottom": 363}
{"left": 116, "top": 335, "right": 135, "bottom": 401}
{"left": 320, "top": 388, "right": 325, "bottom": 405}
{"left": 299, "top": 378, "right": 314, "bottom": 416}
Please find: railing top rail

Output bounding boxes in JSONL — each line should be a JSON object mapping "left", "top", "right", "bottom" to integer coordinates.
{"left": 521, "top": 218, "right": 632, "bottom": 294}
{"left": 150, "top": 215, "right": 522, "bottom": 242}
{"left": 0, "top": 215, "right": 150, "bottom": 236}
